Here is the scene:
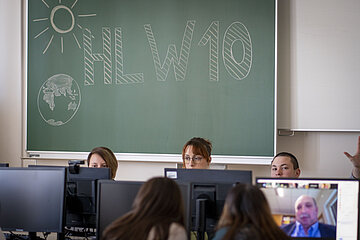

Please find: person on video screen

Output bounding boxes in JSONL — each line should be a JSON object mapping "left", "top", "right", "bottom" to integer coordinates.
{"left": 281, "top": 195, "right": 336, "bottom": 238}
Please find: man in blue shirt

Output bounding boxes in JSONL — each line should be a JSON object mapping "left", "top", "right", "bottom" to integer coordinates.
{"left": 281, "top": 195, "right": 336, "bottom": 238}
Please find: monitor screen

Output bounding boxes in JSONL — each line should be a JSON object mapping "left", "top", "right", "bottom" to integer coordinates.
{"left": 96, "top": 180, "right": 144, "bottom": 240}
{"left": 256, "top": 178, "right": 359, "bottom": 240}
{"left": 165, "top": 168, "right": 252, "bottom": 239}
{"left": 96, "top": 180, "right": 191, "bottom": 240}
{"left": 0, "top": 167, "right": 66, "bottom": 233}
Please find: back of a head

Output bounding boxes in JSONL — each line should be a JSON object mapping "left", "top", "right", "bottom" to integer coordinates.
{"left": 228, "top": 184, "right": 272, "bottom": 225}
{"left": 133, "top": 177, "right": 185, "bottom": 221}
{"left": 217, "top": 184, "right": 290, "bottom": 240}
{"left": 102, "top": 177, "right": 185, "bottom": 240}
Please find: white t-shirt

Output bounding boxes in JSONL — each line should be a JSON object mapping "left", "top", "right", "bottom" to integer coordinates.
{"left": 147, "top": 222, "right": 187, "bottom": 240}
{"left": 0, "top": 228, "right": 5, "bottom": 240}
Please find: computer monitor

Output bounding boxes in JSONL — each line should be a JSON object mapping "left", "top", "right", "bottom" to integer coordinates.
{"left": 96, "top": 180, "right": 144, "bottom": 240}
{"left": 165, "top": 168, "right": 252, "bottom": 239}
{"left": 65, "top": 166, "right": 111, "bottom": 230}
{"left": 28, "top": 165, "right": 111, "bottom": 232}
{"left": 0, "top": 167, "right": 66, "bottom": 237}
{"left": 256, "top": 178, "right": 360, "bottom": 240}
{"left": 165, "top": 168, "right": 252, "bottom": 184}
{"left": 96, "top": 180, "right": 191, "bottom": 240}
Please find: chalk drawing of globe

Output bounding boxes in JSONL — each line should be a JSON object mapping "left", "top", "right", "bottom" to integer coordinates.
{"left": 37, "top": 74, "right": 81, "bottom": 126}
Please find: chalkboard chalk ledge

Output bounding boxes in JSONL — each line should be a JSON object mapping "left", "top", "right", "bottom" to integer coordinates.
{"left": 24, "top": 151, "right": 272, "bottom": 165}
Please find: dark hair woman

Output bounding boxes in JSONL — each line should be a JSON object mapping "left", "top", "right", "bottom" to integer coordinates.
{"left": 213, "top": 184, "right": 290, "bottom": 240}
{"left": 102, "top": 177, "right": 187, "bottom": 240}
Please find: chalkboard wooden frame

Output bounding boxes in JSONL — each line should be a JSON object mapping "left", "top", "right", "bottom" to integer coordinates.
{"left": 25, "top": 0, "right": 277, "bottom": 164}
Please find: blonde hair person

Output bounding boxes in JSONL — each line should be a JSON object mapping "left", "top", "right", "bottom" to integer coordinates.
{"left": 87, "top": 147, "right": 118, "bottom": 179}
{"left": 182, "top": 137, "right": 212, "bottom": 169}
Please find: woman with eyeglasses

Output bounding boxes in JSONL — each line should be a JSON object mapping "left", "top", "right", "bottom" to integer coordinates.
{"left": 182, "top": 137, "right": 212, "bottom": 169}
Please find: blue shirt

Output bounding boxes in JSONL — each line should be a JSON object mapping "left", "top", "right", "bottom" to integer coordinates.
{"left": 212, "top": 227, "right": 229, "bottom": 240}
{"left": 291, "top": 221, "right": 321, "bottom": 238}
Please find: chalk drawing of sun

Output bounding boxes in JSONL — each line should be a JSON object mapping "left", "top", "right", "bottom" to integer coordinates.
{"left": 33, "top": 0, "right": 96, "bottom": 54}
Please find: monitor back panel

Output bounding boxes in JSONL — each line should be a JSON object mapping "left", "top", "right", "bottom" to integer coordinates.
{"left": 165, "top": 168, "right": 252, "bottom": 184}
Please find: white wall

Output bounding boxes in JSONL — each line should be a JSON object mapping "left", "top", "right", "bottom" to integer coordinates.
{"left": 229, "top": 133, "right": 357, "bottom": 182}
{"left": 278, "top": 0, "right": 360, "bottom": 131}
{"left": 0, "top": 0, "right": 22, "bottom": 167}
{"left": 1, "top": 0, "right": 358, "bottom": 181}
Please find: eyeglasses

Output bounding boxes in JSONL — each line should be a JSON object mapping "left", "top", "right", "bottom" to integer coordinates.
{"left": 184, "top": 156, "right": 203, "bottom": 164}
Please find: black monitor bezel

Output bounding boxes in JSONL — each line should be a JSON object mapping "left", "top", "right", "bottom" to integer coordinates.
{"left": 164, "top": 168, "right": 253, "bottom": 238}
{"left": 28, "top": 165, "right": 111, "bottom": 229}
{"left": 256, "top": 177, "right": 360, "bottom": 240}
{"left": 96, "top": 180, "right": 192, "bottom": 240}
{"left": 65, "top": 166, "right": 111, "bottom": 228}
{"left": 164, "top": 168, "right": 252, "bottom": 184}
{"left": 96, "top": 180, "right": 144, "bottom": 240}
{"left": 0, "top": 167, "right": 66, "bottom": 233}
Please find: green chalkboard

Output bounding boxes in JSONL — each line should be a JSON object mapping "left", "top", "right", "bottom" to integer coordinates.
{"left": 27, "top": 0, "right": 276, "bottom": 157}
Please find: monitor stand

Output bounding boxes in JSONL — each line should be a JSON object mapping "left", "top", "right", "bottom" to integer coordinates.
{"left": 195, "top": 199, "right": 207, "bottom": 240}
{"left": 27, "top": 232, "right": 64, "bottom": 240}
{"left": 28, "top": 232, "right": 36, "bottom": 240}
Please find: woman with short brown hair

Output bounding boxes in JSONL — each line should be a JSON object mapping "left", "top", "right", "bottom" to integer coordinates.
{"left": 87, "top": 146, "right": 118, "bottom": 179}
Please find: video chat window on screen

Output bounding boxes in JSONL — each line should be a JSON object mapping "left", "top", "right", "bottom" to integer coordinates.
{"left": 257, "top": 179, "right": 359, "bottom": 240}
